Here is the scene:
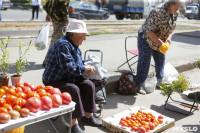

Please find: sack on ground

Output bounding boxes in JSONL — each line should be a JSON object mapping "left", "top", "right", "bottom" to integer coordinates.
{"left": 118, "top": 72, "right": 138, "bottom": 95}
{"left": 163, "top": 62, "right": 179, "bottom": 83}
{"left": 35, "top": 22, "right": 50, "bottom": 50}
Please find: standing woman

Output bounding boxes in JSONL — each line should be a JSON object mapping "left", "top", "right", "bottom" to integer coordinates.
{"left": 0, "top": 0, "right": 2, "bottom": 21}
{"left": 137, "top": 0, "right": 183, "bottom": 95}
{"left": 31, "top": 0, "right": 41, "bottom": 20}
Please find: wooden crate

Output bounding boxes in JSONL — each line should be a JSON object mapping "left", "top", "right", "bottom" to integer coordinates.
{"left": 103, "top": 106, "right": 175, "bottom": 133}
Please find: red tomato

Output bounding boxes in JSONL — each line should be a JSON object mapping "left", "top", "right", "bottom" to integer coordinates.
{"left": 149, "top": 122, "right": 155, "bottom": 130}
{"left": 0, "top": 113, "right": 11, "bottom": 124}
{"left": 0, "top": 107, "right": 8, "bottom": 113}
{"left": 158, "top": 115, "right": 164, "bottom": 119}
{"left": 51, "top": 94, "right": 62, "bottom": 107}
{"left": 6, "top": 88, "right": 16, "bottom": 96}
{"left": 27, "top": 92, "right": 40, "bottom": 99}
{"left": 25, "top": 97, "right": 41, "bottom": 113}
{"left": 24, "top": 82, "right": 32, "bottom": 87}
{"left": 13, "top": 105, "right": 22, "bottom": 112}
{"left": 47, "top": 88, "right": 61, "bottom": 95}
{"left": 16, "top": 92, "right": 27, "bottom": 99}
{"left": 22, "top": 86, "right": 31, "bottom": 92}
{"left": 24, "top": 82, "right": 36, "bottom": 91}
{"left": 3, "top": 104, "right": 12, "bottom": 111}
{"left": 15, "top": 83, "right": 24, "bottom": 88}
{"left": 8, "top": 86, "right": 16, "bottom": 90}
{"left": 138, "top": 127, "right": 146, "bottom": 133}
{"left": 44, "top": 86, "right": 53, "bottom": 92}
{"left": 131, "top": 126, "right": 138, "bottom": 132}
{"left": 1, "top": 86, "right": 8, "bottom": 91}
{"left": 60, "top": 92, "right": 72, "bottom": 105}
{"left": 0, "top": 89, "right": 6, "bottom": 97}
{"left": 36, "top": 88, "right": 46, "bottom": 94}
{"left": 20, "top": 108, "right": 30, "bottom": 117}
{"left": 13, "top": 98, "right": 26, "bottom": 108}
{"left": 40, "top": 96, "right": 53, "bottom": 111}
{"left": 158, "top": 118, "right": 163, "bottom": 124}
{"left": 0, "top": 98, "right": 6, "bottom": 107}
{"left": 39, "top": 91, "right": 51, "bottom": 97}
{"left": 36, "top": 85, "right": 45, "bottom": 90}
{"left": 5, "top": 95, "right": 17, "bottom": 106}
{"left": 15, "top": 87, "right": 23, "bottom": 93}
{"left": 24, "top": 89, "right": 32, "bottom": 95}
{"left": 144, "top": 125, "right": 150, "bottom": 132}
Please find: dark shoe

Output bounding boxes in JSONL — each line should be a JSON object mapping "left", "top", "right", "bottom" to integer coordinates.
{"left": 42, "top": 63, "right": 46, "bottom": 68}
{"left": 156, "top": 84, "right": 161, "bottom": 89}
{"left": 71, "top": 124, "right": 84, "bottom": 133}
{"left": 81, "top": 116, "right": 102, "bottom": 127}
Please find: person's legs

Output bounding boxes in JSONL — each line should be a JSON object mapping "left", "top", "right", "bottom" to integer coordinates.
{"left": 32, "top": 6, "right": 36, "bottom": 20}
{"left": 76, "top": 80, "right": 97, "bottom": 114}
{"left": 36, "top": 5, "right": 39, "bottom": 19}
{"left": 77, "top": 79, "right": 102, "bottom": 127}
{"left": 152, "top": 50, "right": 165, "bottom": 86}
{"left": 43, "top": 20, "right": 69, "bottom": 66}
{"left": 137, "top": 32, "right": 153, "bottom": 94}
{"left": 0, "top": 4, "right": 2, "bottom": 21}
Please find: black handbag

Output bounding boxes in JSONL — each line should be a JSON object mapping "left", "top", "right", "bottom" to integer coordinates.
{"left": 118, "top": 72, "right": 138, "bottom": 95}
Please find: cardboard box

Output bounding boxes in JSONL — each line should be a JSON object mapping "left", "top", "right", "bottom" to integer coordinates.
{"left": 103, "top": 106, "right": 175, "bottom": 133}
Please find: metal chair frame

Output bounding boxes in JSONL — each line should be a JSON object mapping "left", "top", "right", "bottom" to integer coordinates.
{"left": 118, "top": 36, "right": 138, "bottom": 74}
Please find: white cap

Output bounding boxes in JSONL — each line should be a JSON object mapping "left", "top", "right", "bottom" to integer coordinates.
{"left": 66, "top": 20, "right": 88, "bottom": 34}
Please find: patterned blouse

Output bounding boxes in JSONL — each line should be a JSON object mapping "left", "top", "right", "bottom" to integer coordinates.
{"left": 141, "top": 2, "right": 178, "bottom": 51}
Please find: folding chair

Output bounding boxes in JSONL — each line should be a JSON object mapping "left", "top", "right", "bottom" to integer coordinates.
{"left": 117, "top": 36, "right": 139, "bottom": 74}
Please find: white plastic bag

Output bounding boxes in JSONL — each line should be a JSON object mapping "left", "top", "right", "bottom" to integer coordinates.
{"left": 163, "top": 62, "right": 179, "bottom": 83}
{"left": 83, "top": 55, "right": 107, "bottom": 80}
{"left": 35, "top": 22, "right": 50, "bottom": 50}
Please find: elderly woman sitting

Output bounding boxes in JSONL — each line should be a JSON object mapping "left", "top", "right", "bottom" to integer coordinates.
{"left": 42, "top": 20, "right": 102, "bottom": 133}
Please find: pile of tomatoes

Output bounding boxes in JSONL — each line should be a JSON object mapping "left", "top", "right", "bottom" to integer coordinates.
{"left": 0, "top": 82, "right": 72, "bottom": 124}
{"left": 119, "top": 110, "right": 164, "bottom": 133}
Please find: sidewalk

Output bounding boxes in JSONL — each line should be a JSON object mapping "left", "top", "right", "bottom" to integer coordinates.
{"left": 2, "top": 28, "right": 200, "bottom": 133}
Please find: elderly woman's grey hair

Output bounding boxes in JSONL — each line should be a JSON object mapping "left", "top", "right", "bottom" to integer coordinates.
{"left": 164, "top": 0, "right": 184, "bottom": 8}
{"left": 66, "top": 32, "right": 74, "bottom": 37}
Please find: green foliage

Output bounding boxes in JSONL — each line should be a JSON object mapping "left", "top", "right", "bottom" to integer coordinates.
{"left": 161, "top": 74, "right": 191, "bottom": 96}
{"left": 11, "top": 0, "right": 30, "bottom": 3}
{"left": 15, "top": 41, "right": 32, "bottom": 76}
{"left": 198, "top": 59, "right": 200, "bottom": 69}
{"left": 0, "top": 38, "right": 12, "bottom": 75}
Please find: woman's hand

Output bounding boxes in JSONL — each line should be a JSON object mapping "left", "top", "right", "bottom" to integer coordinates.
{"left": 84, "top": 65, "right": 96, "bottom": 76}
{"left": 166, "top": 39, "right": 172, "bottom": 44}
{"left": 46, "top": 14, "right": 51, "bottom": 22}
{"left": 158, "top": 39, "right": 164, "bottom": 48}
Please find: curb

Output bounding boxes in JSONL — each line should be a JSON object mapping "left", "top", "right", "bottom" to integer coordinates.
{"left": 105, "top": 60, "right": 199, "bottom": 94}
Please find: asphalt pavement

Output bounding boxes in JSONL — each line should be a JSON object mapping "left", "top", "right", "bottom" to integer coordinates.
{"left": 1, "top": 7, "right": 200, "bottom": 133}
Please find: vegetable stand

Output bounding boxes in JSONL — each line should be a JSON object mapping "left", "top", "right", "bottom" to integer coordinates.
{"left": 0, "top": 102, "right": 75, "bottom": 133}
{"left": 164, "top": 92, "right": 199, "bottom": 115}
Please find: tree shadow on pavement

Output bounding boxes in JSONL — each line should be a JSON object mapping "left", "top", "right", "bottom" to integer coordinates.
{"left": 103, "top": 93, "right": 136, "bottom": 110}
{"left": 173, "top": 32, "right": 200, "bottom": 46}
{"left": 150, "top": 104, "right": 192, "bottom": 121}
{"left": 8, "top": 62, "right": 43, "bottom": 74}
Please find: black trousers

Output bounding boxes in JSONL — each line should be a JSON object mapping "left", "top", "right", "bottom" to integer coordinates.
{"left": 43, "top": 79, "right": 97, "bottom": 119}
{"left": 32, "top": 5, "right": 39, "bottom": 19}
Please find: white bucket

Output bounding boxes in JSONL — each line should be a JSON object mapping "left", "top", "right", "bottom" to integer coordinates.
{"left": 144, "top": 77, "right": 157, "bottom": 93}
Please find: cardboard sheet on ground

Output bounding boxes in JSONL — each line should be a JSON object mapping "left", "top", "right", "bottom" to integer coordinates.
{"left": 0, "top": 102, "right": 76, "bottom": 133}
{"left": 103, "top": 106, "right": 175, "bottom": 133}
